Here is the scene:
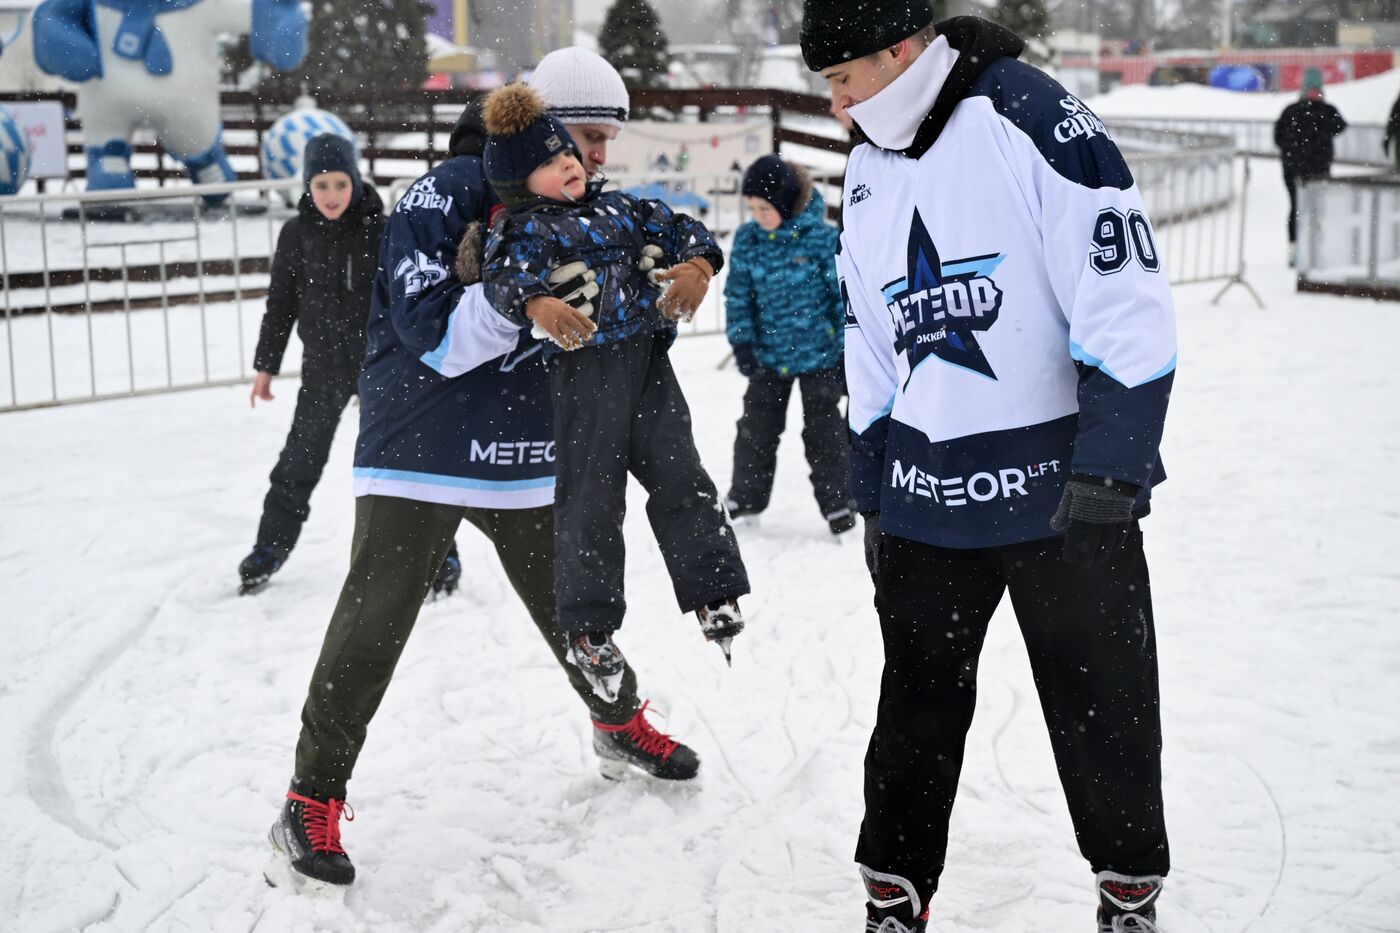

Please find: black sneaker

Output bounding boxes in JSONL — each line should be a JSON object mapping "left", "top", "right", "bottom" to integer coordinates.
{"left": 860, "top": 865, "right": 929, "bottom": 933}
{"left": 1097, "top": 871, "right": 1163, "bottom": 932}
{"left": 265, "top": 780, "right": 355, "bottom": 888}
{"left": 429, "top": 542, "right": 461, "bottom": 600}
{"left": 696, "top": 598, "right": 744, "bottom": 665}
{"left": 593, "top": 700, "right": 700, "bottom": 781}
{"left": 567, "top": 631, "right": 627, "bottom": 703}
{"left": 239, "top": 545, "right": 285, "bottom": 595}
{"left": 826, "top": 507, "right": 857, "bottom": 535}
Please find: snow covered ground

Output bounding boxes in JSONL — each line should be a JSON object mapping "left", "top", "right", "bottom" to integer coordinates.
{"left": 3, "top": 163, "right": 1400, "bottom": 933}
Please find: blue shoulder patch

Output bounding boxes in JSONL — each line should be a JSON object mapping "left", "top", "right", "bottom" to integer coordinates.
{"left": 969, "top": 59, "right": 1133, "bottom": 191}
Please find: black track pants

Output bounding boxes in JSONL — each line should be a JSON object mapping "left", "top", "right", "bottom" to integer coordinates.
{"left": 727, "top": 366, "right": 852, "bottom": 518}
{"left": 294, "top": 496, "right": 641, "bottom": 799}
{"left": 548, "top": 330, "right": 749, "bottom": 634}
{"left": 854, "top": 525, "right": 1170, "bottom": 896}
{"left": 257, "top": 382, "right": 354, "bottom": 556}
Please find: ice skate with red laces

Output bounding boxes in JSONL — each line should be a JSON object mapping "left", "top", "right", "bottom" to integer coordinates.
{"left": 265, "top": 779, "right": 355, "bottom": 893}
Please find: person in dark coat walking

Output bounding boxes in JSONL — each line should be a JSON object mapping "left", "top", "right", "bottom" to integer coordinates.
{"left": 1384, "top": 89, "right": 1400, "bottom": 173}
{"left": 723, "top": 155, "right": 855, "bottom": 535}
{"left": 1273, "top": 68, "right": 1346, "bottom": 252}
{"left": 239, "top": 135, "right": 403, "bottom": 592}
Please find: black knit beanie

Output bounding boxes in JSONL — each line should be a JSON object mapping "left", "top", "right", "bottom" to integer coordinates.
{"left": 302, "top": 134, "right": 363, "bottom": 205}
{"left": 800, "top": 0, "right": 935, "bottom": 72}
{"left": 482, "top": 83, "right": 582, "bottom": 205}
{"left": 742, "top": 155, "right": 802, "bottom": 221}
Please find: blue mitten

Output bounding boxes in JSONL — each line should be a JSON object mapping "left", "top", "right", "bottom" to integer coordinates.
{"left": 32, "top": 0, "right": 103, "bottom": 82}
{"left": 250, "top": 0, "right": 308, "bottom": 71}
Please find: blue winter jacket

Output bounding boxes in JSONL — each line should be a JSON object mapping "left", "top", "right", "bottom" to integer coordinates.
{"left": 353, "top": 154, "right": 558, "bottom": 511}
{"left": 724, "top": 191, "right": 843, "bottom": 377}
{"left": 482, "top": 186, "right": 724, "bottom": 357}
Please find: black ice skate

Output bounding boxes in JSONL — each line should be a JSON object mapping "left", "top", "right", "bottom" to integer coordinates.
{"left": 238, "top": 545, "right": 285, "bottom": 595}
{"left": 428, "top": 542, "right": 461, "bottom": 601}
{"left": 826, "top": 507, "right": 857, "bottom": 536}
{"left": 696, "top": 598, "right": 744, "bottom": 666}
{"left": 860, "top": 865, "right": 929, "bottom": 933}
{"left": 265, "top": 780, "right": 355, "bottom": 891}
{"left": 593, "top": 700, "right": 700, "bottom": 781}
{"left": 567, "top": 631, "right": 627, "bottom": 703}
{"left": 1096, "top": 871, "right": 1163, "bottom": 932}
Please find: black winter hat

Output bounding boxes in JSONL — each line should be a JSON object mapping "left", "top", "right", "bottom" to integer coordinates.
{"left": 800, "top": 0, "right": 935, "bottom": 72}
{"left": 742, "top": 155, "right": 803, "bottom": 221}
{"left": 302, "top": 134, "right": 363, "bottom": 205}
{"left": 482, "top": 83, "right": 582, "bottom": 205}
{"left": 449, "top": 98, "right": 487, "bottom": 157}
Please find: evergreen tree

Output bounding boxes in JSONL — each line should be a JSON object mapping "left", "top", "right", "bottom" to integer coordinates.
{"left": 599, "top": 0, "right": 671, "bottom": 90}
{"left": 278, "top": 0, "right": 431, "bottom": 100}
{"left": 989, "top": 0, "right": 1050, "bottom": 64}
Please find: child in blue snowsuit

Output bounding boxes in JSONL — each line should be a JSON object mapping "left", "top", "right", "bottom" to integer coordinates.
{"left": 478, "top": 83, "right": 750, "bottom": 697}
{"left": 724, "top": 155, "right": 854, "bottom": 535}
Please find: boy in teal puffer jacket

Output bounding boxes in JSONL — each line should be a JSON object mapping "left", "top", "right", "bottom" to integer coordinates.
{"left": 724, "top": 155, "right": 855, "bottom": 535}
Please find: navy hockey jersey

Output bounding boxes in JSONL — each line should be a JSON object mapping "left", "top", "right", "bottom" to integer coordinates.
{"left": 840, "top": 18, "right": 1177, "bottom": 549}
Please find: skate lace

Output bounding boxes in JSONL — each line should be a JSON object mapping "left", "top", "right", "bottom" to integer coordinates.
{"left": 287, "top": 791, "right": 354, "bottom": 855}
{"left": 594, "top": 700, "right": 677, "bottom": 761}
{"left": 1112, "top": 916, "right": 1159, "bottom": 933}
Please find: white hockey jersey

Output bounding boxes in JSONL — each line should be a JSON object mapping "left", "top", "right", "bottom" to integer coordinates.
{"left": 840, "top": 22, "right": 1176, "bottom": 549}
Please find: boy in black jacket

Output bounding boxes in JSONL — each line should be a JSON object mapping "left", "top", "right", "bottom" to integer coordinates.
{"left": 240, "top": 136, "right": 462, "bottom": 594}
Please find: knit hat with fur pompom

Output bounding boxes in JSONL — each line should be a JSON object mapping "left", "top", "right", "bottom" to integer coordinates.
{"left": 482, "top": 83, "right": 582, "bottom": 204}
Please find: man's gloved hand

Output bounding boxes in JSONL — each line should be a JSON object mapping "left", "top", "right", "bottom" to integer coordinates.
{"left": 655, "top": 257, "right": 713, "bottom": 322}
{"left": 1049, "top": 475, "right": 1138, "bottom": 569}
{"left": 732, "top": 344, "right": 759, "bottom": 377}
{"left": 547, "top": 261, "right": 599, "bottom": 315}
{"left": 862, "top": 512, "right": 881, "bottom": 577}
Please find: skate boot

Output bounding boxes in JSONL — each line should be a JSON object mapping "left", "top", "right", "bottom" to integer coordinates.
{"left": 724, "top": 497, "right": 762, "bottom": 523}
{"left": 593, "top": 699, "right": 700, "bottom": 781}
{"left": 696, "top": 598, "right": 744, "bottom": 666}
{"left": 567, "top": 631, "right": 627, "bottom": 703}
{"left": 265, "top": 779, "right": 355, "bottom": 890}
{"left": 860, "top": 865, "right": 930, "bottom": 933}
{"left": 428, "top": 542, "right": 461, "bottom": 600}
{"left": 239, "top": 545, "right": 285, "bottom": 595}
{"left": 1096, "top": 871, "right": 1163, "bottom": 932}
{"left": 826, "top": 507, "right": 857, "bottom": 535}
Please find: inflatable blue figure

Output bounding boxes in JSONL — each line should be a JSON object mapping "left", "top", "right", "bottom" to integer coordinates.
{"left": 31, "top": 0, "right": 307, "bottom": 200}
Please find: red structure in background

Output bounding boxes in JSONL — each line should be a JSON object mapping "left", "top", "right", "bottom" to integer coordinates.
{"left": 1062, "top": 48, "right": 1395, "bottom": 91}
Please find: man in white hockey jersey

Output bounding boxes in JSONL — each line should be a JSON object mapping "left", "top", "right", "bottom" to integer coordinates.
{"left": 800, "top": 5, "right": 1176, "bottom": 932}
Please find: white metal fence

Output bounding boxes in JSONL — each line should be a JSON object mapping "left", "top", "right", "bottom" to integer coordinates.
{"left": 1, "top": 129, "right": 1257, "bottom": 412}
{"left": 1297, "top": 175, "right": 1400, "bottom": 298}
{"left": 1109, "top": 117, "right": 1390, "bottom": 169}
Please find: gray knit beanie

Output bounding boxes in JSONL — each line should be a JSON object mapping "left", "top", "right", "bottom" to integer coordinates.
{"left": 529, "top": 47, "right": 630, "bottom": 129}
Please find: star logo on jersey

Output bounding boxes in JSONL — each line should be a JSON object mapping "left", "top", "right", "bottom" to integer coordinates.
{"left": 883, "top": 209, "right": 1005, "bottom": 384}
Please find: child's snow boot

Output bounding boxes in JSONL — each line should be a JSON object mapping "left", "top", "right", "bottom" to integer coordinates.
{"left": 826, "top": 507, "right": 857, "bottom": 535}
{"left": 239, "top": 545, "right": 285, "bottom": 595}
{"left": 429, "top": 542, "right": 461, "bottom": 600}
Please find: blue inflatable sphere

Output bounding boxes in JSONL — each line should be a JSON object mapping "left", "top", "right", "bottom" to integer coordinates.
{"left": 262, "top": 105, "right": 357, "bottom": 182}
{"left": 0, "top": 106, "right": 32, "bottom": 196}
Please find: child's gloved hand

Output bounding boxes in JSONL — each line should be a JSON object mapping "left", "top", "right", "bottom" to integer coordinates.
{"left": 655, "top": 258, "right": 713, "bottom": 323}
{"left": 547, "top": 261, "right": 600, "bottom": 317}
{"left": 526, "top": 295, "right": 597, "bottom": 351}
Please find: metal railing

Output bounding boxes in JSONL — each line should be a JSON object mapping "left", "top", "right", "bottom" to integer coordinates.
{"left": 1297, "top": 174, "right": 1400, "bottom": 301}
{"left": 1108, "top": 116, "right": 1389, "bottom": 169}
{"left": 1, "top": 178, "right": 299, "bottom": 411}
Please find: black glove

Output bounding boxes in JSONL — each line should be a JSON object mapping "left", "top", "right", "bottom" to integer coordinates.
{"left": 1049, "top": 474, "right": 1138, "bottom": 569}
{"left": 732, "top": 344, "right": 759, "bottom": 378}
{"left": 862, "top": 512, "right": 880, "bottom": 577}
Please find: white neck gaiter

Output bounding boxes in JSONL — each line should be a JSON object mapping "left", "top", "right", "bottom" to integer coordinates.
{"left": 847, "top": 35, "right": 960, "bottom": 152}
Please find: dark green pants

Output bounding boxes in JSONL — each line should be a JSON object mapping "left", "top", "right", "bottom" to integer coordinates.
{"left": 294, "top": 495, "right": 640, "bottom": 798}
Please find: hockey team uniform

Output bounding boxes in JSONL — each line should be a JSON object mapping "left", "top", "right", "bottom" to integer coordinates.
{"left": 837, "top": 17, "right": 1175, "bottom": 903}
